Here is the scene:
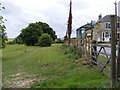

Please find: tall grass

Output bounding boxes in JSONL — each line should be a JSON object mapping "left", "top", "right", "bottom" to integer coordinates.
{"left": 61, "top": 44, "right": 83, "bottom": 60}
{"left": 2, "top": 44, "right": 110, "bottom": 88}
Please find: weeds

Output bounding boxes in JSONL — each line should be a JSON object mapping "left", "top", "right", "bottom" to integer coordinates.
{"left": 61, "top": 44, "right": 83, "bottom": 60}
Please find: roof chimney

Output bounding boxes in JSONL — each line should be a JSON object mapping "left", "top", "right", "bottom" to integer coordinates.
{"left": 98, "top": 14, "right": 102, "bottom": 20}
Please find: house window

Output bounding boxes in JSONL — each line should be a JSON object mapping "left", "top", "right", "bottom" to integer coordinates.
{"left": 102, "top": 32, "right": 105, "bottom": 41}
{"left": 102, "top": 38, "right": 105, "bottom": 41}
{"left": 110, "top": 33, "right": 111, "bottom": 37}
{"left": 103, "top": 32, "right": 104, "bottom": 37}
{"left": 105, "top": 32, "right": 109, "bottom": 37}
{"left": 106, "top": 32, "right": 108, "bottom": 34}
{"left": 117, "top": 33, "right": 120, "bottom": 39}
{"left": 108, "top": 24, "right": 111, "bottom": 28}
{"left": 109, "top": 38, "right": 111, "bottom": 41}
{"left": 106, "top": 23, "right": 108, "bottom": 28}
{"left": 117, "top": 23, "right": 120, "bottom": 28}
{"left": 106, "top": 23, "right": 111, "bottom": 29}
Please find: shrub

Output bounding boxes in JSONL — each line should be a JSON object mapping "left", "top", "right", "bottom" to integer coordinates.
{"left": 6, "top": 41, "right": 14, "bottom": 44}
{"left": 13, "top": 37, "right": 23, "bottom": 44}
{"left": 69, "top": 45, "right": 83, "bottom": 59}
{"left": 62, "top": 44, "right": 83, "bottom": 60}
{"left": 55, "top": 38, "right": 64, "bottom": 43}
{"left": 38, "top": 33, "right": 53, "bottom": 47}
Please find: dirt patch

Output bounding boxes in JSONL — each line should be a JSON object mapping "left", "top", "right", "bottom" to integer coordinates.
{"left": 10, "top": 73, "right": 26, "bottom": 77}
{"left": 11, "top": 79, "right": 36, "bottom": 88}
{"left": 82, "top": 60, "right": 93, "bottom": 65}
{"left": 3, "top": 73, "right": 46, "bottom": 88}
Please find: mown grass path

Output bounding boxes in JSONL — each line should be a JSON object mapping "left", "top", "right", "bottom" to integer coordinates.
{"left": 2, "top": 44, "right": 110, "bottom": 88}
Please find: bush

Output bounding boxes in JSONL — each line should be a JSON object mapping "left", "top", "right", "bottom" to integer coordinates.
{"left": 61, "top": 44, "right": 83, "bottom": 60}
{"left": 55, "top": 38, "right": 64, "bottom": 43}
{"left": 13, "top": 37, "right": 23, "bottom": 44}
{"left": 69, "top": 45, "right": 83, "bottom": 59}
{"left": 6, "top": 41, "right": 14, "bottom": 44}
{"left": 38, "top": 33, "right": 53, "bottom": 47}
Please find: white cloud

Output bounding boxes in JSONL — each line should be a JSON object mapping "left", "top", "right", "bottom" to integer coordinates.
{"left": 1, "top": 0, "right": 118, "bottom": 38}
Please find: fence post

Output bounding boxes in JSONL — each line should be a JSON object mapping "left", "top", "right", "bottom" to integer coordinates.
{"left": 111, "top": 15, "right": 117, "bottom": 87}
{"left": 77, "top": 39, "right": 79, "bottom": 47}
{"left": 117, "top": 42, "right": 120, "bottom": 81}
{"left": 88, "top": 39, "right": 91, "bottom": 56}
{"left": 85, "top": 39, "right": 87, "bottom": 57}
{"left": 91, "top": 40, "right": 97, "bottom": 65}
{"left": 78, "top": 39, "right": 81, "bottom": 48}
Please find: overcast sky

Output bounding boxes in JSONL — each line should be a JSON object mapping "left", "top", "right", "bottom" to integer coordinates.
{"left": 1, "top": 0, "right": 119, "bottom": 38}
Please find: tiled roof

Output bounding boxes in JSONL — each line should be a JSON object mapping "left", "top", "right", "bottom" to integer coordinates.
{"left": 76, "top": 24, "right": 94, "bottom": 31}
{"left": 97, "top": 15, "right": 120, "bottom": 23}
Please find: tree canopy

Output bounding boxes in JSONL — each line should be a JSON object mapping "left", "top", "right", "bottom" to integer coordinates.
{"left": 0, "top": 3, "right": 7, "bottom": 48}
{"left": 16, "top": 21, "right": 57, "bottom": 46}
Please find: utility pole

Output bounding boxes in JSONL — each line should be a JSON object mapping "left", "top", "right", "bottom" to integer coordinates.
{"left": 115, "top": 1, "right": 117, "bottom": 16}
{"left": 117, "top": 42, "right": 120, "bottom": 81}
{"left": 116, "top": 0, "right": 120, "bottom": 83}
{"left": 114, "top": 1, "right": 118, "bottom": 44}
{"left": 114, "top": 1, "right": 120, "bottom": 85}
{"left": 67, "top": 0, "right": 72, "bottom": 46}
{"left": 111, "top": 15, "right": 117, "bottom": 88}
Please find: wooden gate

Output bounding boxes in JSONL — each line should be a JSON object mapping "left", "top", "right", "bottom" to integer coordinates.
{"left": 64, "top": 15, "right": 120, "bottom": 87}
{"left": 91, "top": 15, "right": 120, "bottom": 87}
{"left": 91, "top": 43, "right": 112, "bottom": 78}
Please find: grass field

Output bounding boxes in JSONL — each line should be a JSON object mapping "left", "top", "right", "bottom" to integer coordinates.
{"left": 2, "top": 44, "right": 110, "bottom": 88}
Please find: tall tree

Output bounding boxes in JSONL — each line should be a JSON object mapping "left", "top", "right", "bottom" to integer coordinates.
{"left": 0, "top": 3, "right": 7, "bottom": 49}
{"left": 65, "top": 0, "right": 72, "bottom": 46}
{"left": 18, "top": 21, "right": 57, "bottom": 46}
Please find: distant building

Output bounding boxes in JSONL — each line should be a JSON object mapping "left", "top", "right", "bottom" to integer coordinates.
{"left": 119, "top": 1, "right": 120, "bottom": 16}
{"left": 93, "top": 15, "right": 120, "bottom": 42}
{"left": 76, "top": 23, "right": 94, "bottom": 42}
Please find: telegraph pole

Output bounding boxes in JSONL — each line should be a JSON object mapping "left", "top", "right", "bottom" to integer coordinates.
{"left": 111, "top": 15, "right": 117, "bottom": 88}
{"left": 114, "top": 1, "right": 117, "bottom": 44}
{"left": 117, "top": 42, "right": 120, "bottom": 82}
{"left": 116, "top": 1, "right": 120, "bottom": 83}
{"left": 114, "top": 1, "right": 120, "bottom": 85}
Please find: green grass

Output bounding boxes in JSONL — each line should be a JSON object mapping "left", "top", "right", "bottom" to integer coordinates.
{"left": 2, "top": 44, "right": 110, "bottom": 88}
{"left": 98, "top": 55, "right": 111, "bottom": 74}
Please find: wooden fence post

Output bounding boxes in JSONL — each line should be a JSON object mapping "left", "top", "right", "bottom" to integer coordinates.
{"left": 77, "top": 39, "right": 79, "bottom": 47}
{"left": 91, "top": 40, "right": 97, "bottom": 65}
{"left": 88, "top": 39, "right": 91, "bottom": 56}
{"left": 117, "top": 42, "right": 120, "bottom": 81}
{"left": 111, "top": 15, "right": 117, "bottom": 87}
{"left": 84, "top": 39, "right": 87, "bottom": 57}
